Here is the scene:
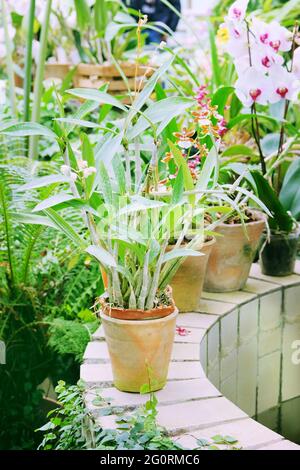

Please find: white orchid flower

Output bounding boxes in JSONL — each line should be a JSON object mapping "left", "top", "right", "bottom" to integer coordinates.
{"left": 83, "top": 167, "right": 97, "bottom": 178}
{"left": 78, "top": 160, "right": 88, "bottom": 170}
{"left": 268, "top": 65, "right": 300, "bottom": 103}
{"left": 224, "top": 21, "right": 249, "bottom": 59}
{"left": 293, "top": 47, "right": 300, "bottom": 80}
{"left": 235, "top": 67, "right": 270, "bottom": 107}
{"left": 267, "top": 21, "right": 292, "bottom": 53}
{"left": 225, "top": 0, "right": 249, "bottom": 24}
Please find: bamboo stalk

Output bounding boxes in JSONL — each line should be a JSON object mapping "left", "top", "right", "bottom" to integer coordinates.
{"left": 29, "top": 0, "right": 52, "bottom": 160}
{"left": 1, "top": 0, "right": 17, "bottom": 117}
{"left": 23, "top": 0, "right": 36, "bottom": 123}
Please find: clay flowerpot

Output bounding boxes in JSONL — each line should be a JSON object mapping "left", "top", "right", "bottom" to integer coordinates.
{"left": 259, "top": 228, "right": 299, "bottom": 276}
{"left": 100, "top": 305, "right": 178, "bottom": 393}
{"left": 169, "top": 237, "right": 216, "bottom": 312}
{"left": 204, "top": 212, "right": 265, "bottom": 292}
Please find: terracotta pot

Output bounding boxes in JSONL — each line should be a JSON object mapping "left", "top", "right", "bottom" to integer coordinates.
{"left": 204, "top": 212, "right": 265, "bottom": 292}
{"left": 100, "top": 287, "right": 175, "bottom": 320}
{"left": 168, "top": 237, "right": 216, "bottom": 312}
{"left": 100, "top": 308, "right": 178, "bottom": 392}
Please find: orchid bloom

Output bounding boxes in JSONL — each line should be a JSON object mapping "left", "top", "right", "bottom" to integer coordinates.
{"left": 235, "top": 68, "right": 270, "bottom": 107}
{"left": 226, "top": 0, "right": 249, "bottom": 24}
{"left": 268, "top": 65, "right": 300, "bottom": 103}
{"left": 267, "top": 21, "right": 292, "bottom": 53}
{"left": 293, "top": 47, "right": 300, "bottom": 79}
{"left": 224, "top": 21, "right": 249, "bottom": 59}
{"left": 173, "top": 128, "right": 195, "bottom": 149}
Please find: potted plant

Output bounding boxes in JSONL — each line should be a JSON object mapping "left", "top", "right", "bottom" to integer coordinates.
{"left": 44, "top": 0, "right": 158, "bottom": 100}
{"left": 203, "top": 205, "right": 266, "bottom": 292}
{"left": 157, "top": 81, "right": 267, "bottom": 294}
{"left": 219, "top": 0, "right": 300, "bottom": 276}
{"left": 6, "top": 75, "right": 211, "bottom": 392}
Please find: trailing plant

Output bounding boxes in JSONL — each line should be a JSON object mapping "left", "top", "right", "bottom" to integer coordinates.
{"left": 38, "top": 380, "right": 241, "bottom": 451}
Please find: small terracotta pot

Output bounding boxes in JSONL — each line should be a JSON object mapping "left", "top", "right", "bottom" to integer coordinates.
{"left": 99, "top": 287, "right": 175, "bottom": 320}
{"left": 100, "top": 307, "right": 178, "bottom": 392}
{"left": 204, "top": 212, "right": 265, "bottom": 292}
{"left": 168, "top": 237, "right": 216, "bottom": 312}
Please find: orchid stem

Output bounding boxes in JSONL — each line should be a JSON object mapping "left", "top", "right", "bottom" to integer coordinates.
{"left": 246, "top": 20, "right": 266, "bottom": 175}
{"left": 275, "top": 22, "right": 299, "bottom": 193}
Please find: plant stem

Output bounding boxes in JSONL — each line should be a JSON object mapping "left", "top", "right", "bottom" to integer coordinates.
{"left": 245, "top": 20, "right": 266, "bottom": 174}
{"left": 275, "top": 23, "right": 299, "bottom": 193}
{"left": 23, "top": 0, "right": 36, "bottom": 123}
{"left": 29, "top": 0, "right": 52, "bottom": 160}
{"left": 1, "top": 0, "right": 17, "bottom": 117}
{"left": 251, "top": 103, "right": 266, "bottom": 174}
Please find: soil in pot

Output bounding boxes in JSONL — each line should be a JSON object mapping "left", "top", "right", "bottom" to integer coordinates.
{"left": 204, "top": 210, "right": 265, "bottom": 292}
{"left": 100, "top": 301, "right": 178, "bottom": 393}
{"left": 259, "top": 229, "right": 299, "bottom": 276}
{"left": 168, "top": 237, "right": 216, "bottom": 312}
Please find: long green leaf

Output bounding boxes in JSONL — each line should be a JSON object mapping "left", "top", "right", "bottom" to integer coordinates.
{"left": 251, "top": 170, "right": 293, "bottom": 232}
{"left": 17, "top": 174, "right": 71, "bottom": 191}
{"left": 44, "top": 208, "right": 85, "bottom": 246}
{"left": 33, "top": 193, "right": 74, "bottom": 212}
{"left": 66, "top": 88, "right": 127, "bottom": 111}
{"left": 280, "top": 158, "right": 300, "bottom": 220}
{"left": 74, "top": 0, "right": 91, "bottom": 31}
{"left": 1, "top": 122, "right": 57, "bottom": 139}
{"left": 85, "top": 245, "right": 117, "bottom": 267}
{"left": 127, "top": 97, "right": 193, "bottom": 139}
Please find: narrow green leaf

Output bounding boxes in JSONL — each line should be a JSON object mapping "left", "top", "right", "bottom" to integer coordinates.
{"left": 17, "top": 174, "right": 70, "bottom": 191}
{"left": 85, "top": 245, "right": 117, "bottom": 267}
{"left": 44, "top": 208, "right": 85, "bottom": 246}
{"left": 1, "top": 122, "right": 57, "bottom": 138}
{"left": 33, "top": 193, "right": 74, "bottom": 212}
{"left": 251, "top": 170, "right": 293, "bottom": 232}
{"left": 163, "top": 248, "right": 203, "bottom": 263}
{"left": 66, "top": 88, "right": 127, "bottom": 111}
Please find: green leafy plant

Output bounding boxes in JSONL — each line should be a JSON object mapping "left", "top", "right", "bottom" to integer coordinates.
{"left": 37, "top": 380, "right": 183, "bottom": 450}
{"left": 38, "top": 380, "right": 241, "bottom": 451}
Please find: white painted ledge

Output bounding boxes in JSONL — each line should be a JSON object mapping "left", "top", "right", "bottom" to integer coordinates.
{"left": 81, "top": 263, "right": 300, "bottom": 450}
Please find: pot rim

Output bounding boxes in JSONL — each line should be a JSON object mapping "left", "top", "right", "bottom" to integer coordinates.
{"left": 98, "top": 286, "right": 176, "bottom": 321}
{"left": 262, "top": 227, "right": 300, "bottom": 239}
{"left": 100, "top": 307, "right": 178, "bottom": 325}
{"left": 168, "top": 235, "right": 216, "bottom": 249}
{"left": 216, "top": 209, "right": 266, "bottom": 228}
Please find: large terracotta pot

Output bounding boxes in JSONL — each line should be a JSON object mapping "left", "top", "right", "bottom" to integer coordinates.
{"left": 169, "top": 237, "right": 216, "bottom": 312}
{"left": 100, "top": 307, "right": 178, "bottom": 393}
{"left": 204, "top": 212, "right": 265, "bottom": 292}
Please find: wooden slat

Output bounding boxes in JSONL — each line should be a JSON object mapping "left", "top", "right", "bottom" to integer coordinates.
{"left": 44, "top": 63, "right": 71, "bottom": 80}
{"left": 75, "top": 76, "right": 146, "bottom": 92}
{"left": 77, "top": 62, "right": 155, "bottom": 78}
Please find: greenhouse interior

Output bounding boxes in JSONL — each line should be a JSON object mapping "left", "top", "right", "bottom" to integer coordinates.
{"left": 1, "top": 0, "right": 300, "bottom": 456}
